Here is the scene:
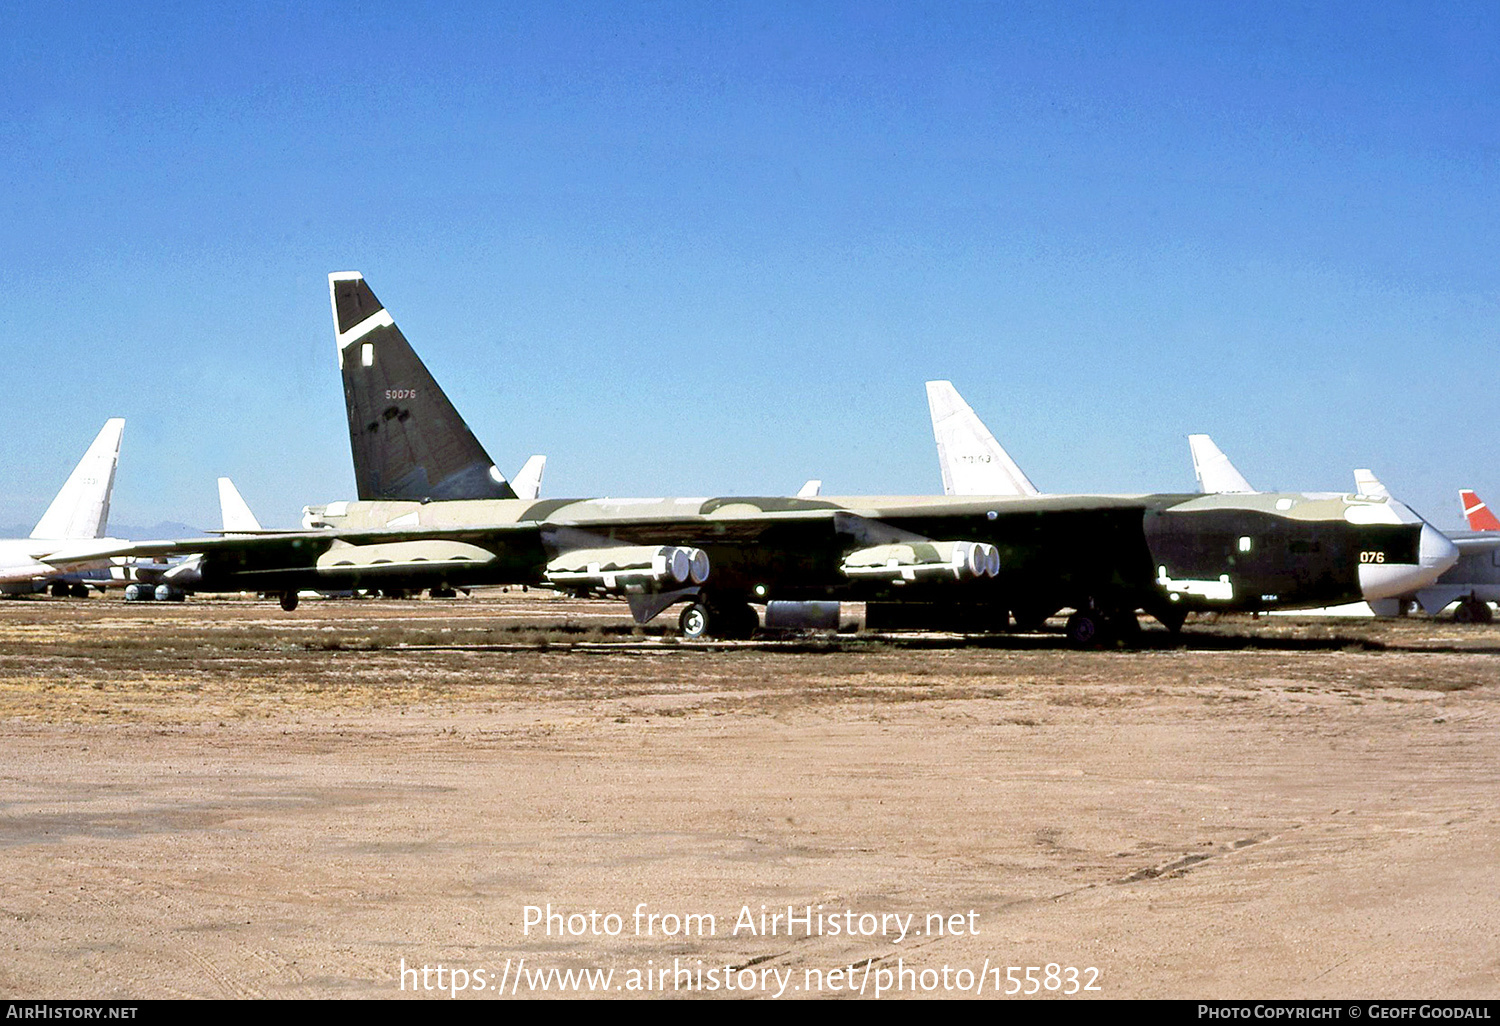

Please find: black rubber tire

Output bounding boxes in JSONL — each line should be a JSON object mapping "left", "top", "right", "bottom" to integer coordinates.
{"left": 1065, "top": 610, "right": 1106, "bottom": 647}
{"left": 1457, "top": 598, "right": 1495, "bottom": 624}
{"left": 679, "top": 602, "right": 711, "bottom": 639}
{"left": 279, "top": 592, "right": 300, "bottom": 612}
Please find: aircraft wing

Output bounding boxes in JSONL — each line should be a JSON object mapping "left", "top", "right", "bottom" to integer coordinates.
{"left": 75, "top": 508, "right": 847, "bottom": 563}
{"left": 1451, "top": 533, "right": 1500, "bottom": 554}
{"left": 0, "top": 538, "right": 142, "bottom": 583}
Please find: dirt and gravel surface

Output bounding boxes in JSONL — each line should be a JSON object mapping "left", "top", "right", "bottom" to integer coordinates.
{"left": 1, "top": 591, "right": 1497, "bottom": 1000}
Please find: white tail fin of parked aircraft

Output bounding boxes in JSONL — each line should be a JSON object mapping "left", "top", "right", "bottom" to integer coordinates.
{"left": 511, "top": 455, "right": 547, "bottom": 502}
{"left": 1188, "top": 434, "right": 1254, "bottom": 494}
{"left": 925, "top": 381, "right": 1039, "bottom": 497}
{"left": 1, "top": 419, "right": 127, "bottom": 593}
{"left": 1354, "top": 469, "right": 1390, "bottom": 499}
{"left": 218, "top": 478, "right": 264, "bottom": 534}
{"left": 30, "top": 418, "right": 125, "bottom": 540}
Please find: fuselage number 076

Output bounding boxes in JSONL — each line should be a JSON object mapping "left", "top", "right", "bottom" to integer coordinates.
{"left": 1359, "top": 551, "right": 1386, "bottom": 564}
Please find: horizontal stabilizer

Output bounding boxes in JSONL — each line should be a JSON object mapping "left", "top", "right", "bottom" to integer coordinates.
{"left": 926, "top": 381, "right": 1039, "bottom": 497}
{"left": 1188, "top": 434, "right": 1254, "bottom": 494}
{"left": 31, "top": 419, "right": 125, "bottom": 540}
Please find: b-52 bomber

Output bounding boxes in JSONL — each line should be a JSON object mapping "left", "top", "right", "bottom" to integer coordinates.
{"left": 116, "top": 274, "right": 1457, "bottom": 645}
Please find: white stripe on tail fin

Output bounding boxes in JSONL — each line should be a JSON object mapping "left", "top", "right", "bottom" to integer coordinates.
{"left": 1460, "top": 489, "right": 1500, "bottom": 531}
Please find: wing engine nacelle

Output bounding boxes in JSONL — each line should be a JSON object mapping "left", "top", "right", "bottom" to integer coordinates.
{"left": 544, "top": 545, "right": 710, "bottom": 594}
{"left": 842, "top": 540, "right": 1000, "bottom": 582}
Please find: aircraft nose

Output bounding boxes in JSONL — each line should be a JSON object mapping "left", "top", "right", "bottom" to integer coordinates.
{"left": 1359, "top": 523, "right": 1459, "bottom": 602}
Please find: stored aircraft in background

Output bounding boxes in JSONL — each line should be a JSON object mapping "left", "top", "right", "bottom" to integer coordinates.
{"left": 1461, "top": 490, "right": 1500, "bottom": 532}
{"left": 92, "top": 276, "right": 1459, "bottom": 644}
{"left": 0, "top": 419, "right": 128, "bottom": 597}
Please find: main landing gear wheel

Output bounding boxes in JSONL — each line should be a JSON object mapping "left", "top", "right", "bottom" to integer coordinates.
{"left": 1064, "top": 610, "right": 1105, "bottom": 647}
{"left": 678, "top": 601, "right": 759, "bottom": 640}
{"left": 278, "top": 592, "right": 300, "bottom": 612}
{"left": 1453, "top": 597, "right": 1493, "bottom": 624}
{"left": 679, "top": 602, "right": 711, "bottom": 639}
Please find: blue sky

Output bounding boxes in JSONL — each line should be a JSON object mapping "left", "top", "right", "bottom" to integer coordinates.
{"left": 0, "top": 1, "right": 1495, "bottom": 531}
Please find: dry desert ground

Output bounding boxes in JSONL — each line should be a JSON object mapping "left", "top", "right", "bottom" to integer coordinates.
{"left": 1, "top": 592, "right": 1497, "bottom": 999}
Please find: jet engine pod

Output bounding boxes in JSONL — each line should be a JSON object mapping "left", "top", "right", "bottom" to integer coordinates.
{"left": 687, "top": 547, "right": 710, "bottom": 585}
{"left": 842, "top": 540, "right": 1000, "bottom": 582}
{"left": 544, "top": 545, "right": 710, "bottom": 594}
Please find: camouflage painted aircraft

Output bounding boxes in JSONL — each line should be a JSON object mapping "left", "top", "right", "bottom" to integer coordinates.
{"left": 0, "top": 419, "right": 129, "bottom": 597}
{"left": 97, "top": 282, "right": 1461, "bottom": 644}
{"left": 1184, "top": 440, "right": 1500, "bottom": 623}
{"left": 924, "top": 380, "right": 1469, "bottom": 632}
{"left": 1178, "top": 428, "right": 1497, "bottom": 623}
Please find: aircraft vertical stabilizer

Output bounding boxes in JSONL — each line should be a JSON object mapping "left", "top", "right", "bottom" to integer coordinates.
{"left": 1188, "top": 434, "right": 1255, "bottom": 494}
{"left": 1461, "top": 490, "right": 1500, "bottom": 531}
{"left": 925, "top": 381, "right": 1039, "bottom": 497}
{"left": 329, "top": 272, "right": 517, "bottom": 502}
{"left": 1353, "top": 469, "right": 1390, "bottom": 499}
{"left": 30, "top": 419, "right": 124, "bottom": 540}
{"left": 511, "top": 455, "right": 547, "bottom": 501}
{"left": 217, "top": 478, "right": 263, "bottom": 533}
